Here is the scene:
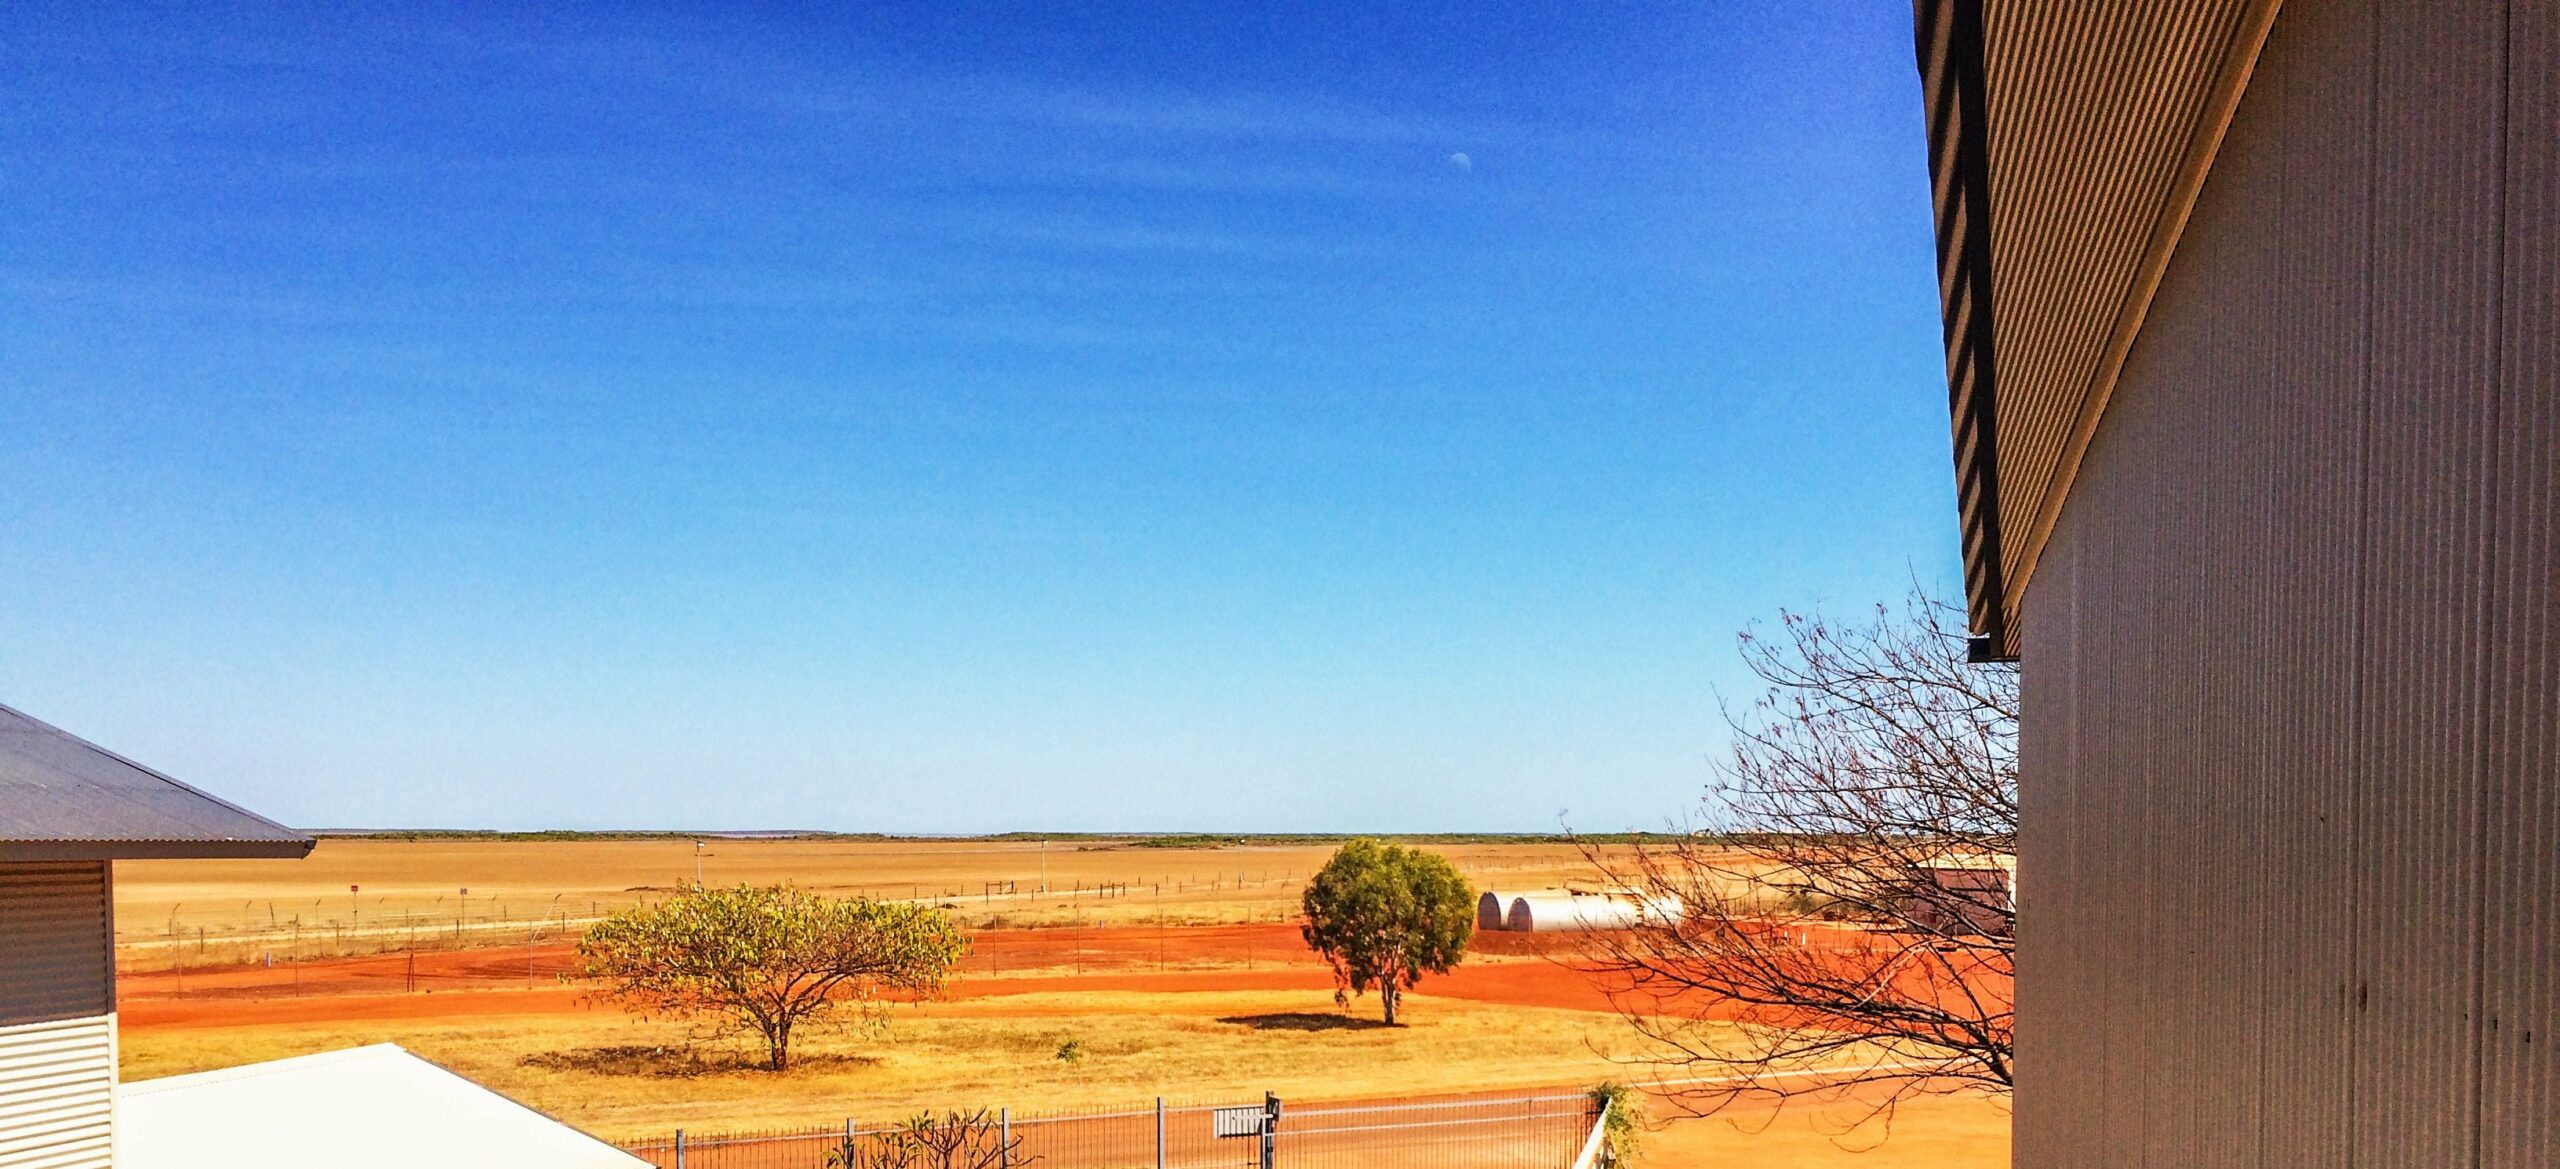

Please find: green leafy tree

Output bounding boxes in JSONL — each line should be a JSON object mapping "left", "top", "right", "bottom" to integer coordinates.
{"left": 578, "top": 884, "right": 967, "bottom": 1071}
{"left": 1298, "top": 838, "right": 1474, "bottom": 1025}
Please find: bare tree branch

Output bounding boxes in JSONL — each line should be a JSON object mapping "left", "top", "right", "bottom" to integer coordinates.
{"left": 1582, "top": 586, "right": 2015, "bottom": 1127}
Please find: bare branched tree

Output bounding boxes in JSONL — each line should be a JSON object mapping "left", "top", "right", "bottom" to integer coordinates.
{"left": 826, "top": 1110, "right": 1034, "bottom": 1169}
{"left": 1583, "top": 586, "right": 2015, "bottom": 1127}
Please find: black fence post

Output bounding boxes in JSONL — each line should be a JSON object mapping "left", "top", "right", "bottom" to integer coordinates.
{"left": 1260, "top": 1092, "right": 1280, "bottom": 1169}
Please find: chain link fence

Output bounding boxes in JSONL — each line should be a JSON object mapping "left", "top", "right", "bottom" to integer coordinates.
{"left": 622, "top": 1091, "right": 1600, "bottom": 1169}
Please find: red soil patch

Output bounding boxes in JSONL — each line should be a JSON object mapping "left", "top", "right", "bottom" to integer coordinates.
{"left": 117, "top": 923, "right": 1633, "bottom": 1033}
{"left": 117, "top": 920, "right": 2001, "bottom": 1036}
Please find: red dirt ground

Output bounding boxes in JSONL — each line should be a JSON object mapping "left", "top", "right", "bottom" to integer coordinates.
{"left": 117, "top": 920, "right": 2002, "bottom": 1037}
{"left": 116, "top": 923, "right": 1625, "bottom": 1031}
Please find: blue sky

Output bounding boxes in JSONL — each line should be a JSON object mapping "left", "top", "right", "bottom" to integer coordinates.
{"left": 0, "top": 4, "right": 1954, "bottom": 833}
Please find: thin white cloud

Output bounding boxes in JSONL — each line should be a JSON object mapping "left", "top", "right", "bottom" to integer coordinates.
{"left": 948, "top": 76, "right": 1464, "bottom": 146}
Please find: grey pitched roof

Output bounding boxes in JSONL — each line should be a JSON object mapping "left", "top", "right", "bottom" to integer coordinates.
{"left": 0, "top": 702, "right": 313, "bottom": 860}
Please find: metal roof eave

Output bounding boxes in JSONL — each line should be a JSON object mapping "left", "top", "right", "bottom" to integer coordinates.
{"left": 0, "top": 838, "right": 315, "bottom": 862}
{"left": 1914, "top": 0, "right": 2015, "bottom": 662}
{"left": 1910, "top": 0, "right": 2281, "bottom": 664}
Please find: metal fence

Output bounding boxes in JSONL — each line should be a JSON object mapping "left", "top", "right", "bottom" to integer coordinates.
{"left": 1277, "top": 1094, "right": 1598, "bottom": 1169}
{"left": 117, "top": 871, "right": 1317, "bottom": 975}
{"left": 622, "top": 1091, "right": 1600, "bottom": 1169}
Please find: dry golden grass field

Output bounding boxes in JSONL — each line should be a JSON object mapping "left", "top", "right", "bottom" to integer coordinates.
{"left": 113, "top": 838, "right": 2008, "bottom": 1165}
{"left": 114, "top": 836, "right": 1612, "bottom": 965}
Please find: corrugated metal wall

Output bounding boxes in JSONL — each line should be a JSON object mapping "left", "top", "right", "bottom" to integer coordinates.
{"left": 0, "top": 1018, "right": 115, "bottom": 1169}
{"left": 0, "top": 862, "right": 115, "bottom": 1169}
{"left": 2484, "top": 2, "right": 2559, "bottom": 1161}
{"left": 2015, "top": 0, "right": 2558, "bottom": 1166}
{"left": 0, "top": 863, "right": 111, "bottom": 1027}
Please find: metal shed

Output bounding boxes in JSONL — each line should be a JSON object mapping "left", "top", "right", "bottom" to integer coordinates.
{"left": 1502, "top": 892, "right": 1651, "bottom": 933}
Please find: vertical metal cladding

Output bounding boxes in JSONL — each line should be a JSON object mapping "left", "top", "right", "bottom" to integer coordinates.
{"left": 2251, "top": 3, "right": 2374, "bottom": 1160}
{"left": 2009, "top": 497, "right": 2074, "bottom": 1169}
{"left": 2483, "top": 1, "right": 2560, "bottom": 1162}
{"left": 2354, "top": 2, "right": 2507, "bottom": 1165}
{"left": 2191, "top": 110, "right": 2290, "bottom": 1161}
{"left": 2152, "top": 102, "right": 2268, "bottom": 1162}
{"left": 2014, "top": 0, "right": 2553, "bottom": 1165}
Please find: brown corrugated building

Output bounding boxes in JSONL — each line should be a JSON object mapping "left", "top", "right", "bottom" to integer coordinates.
{"left": 1914, "top": 0, "right": 2554, "bottom": 1164}
{"left": 1901, "top": 862, "right": 2016, "bottom": 940}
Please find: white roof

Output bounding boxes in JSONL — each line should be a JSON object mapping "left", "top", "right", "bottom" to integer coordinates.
{"left": 117, "top": 1044, "right": 647, "bottom": 1169}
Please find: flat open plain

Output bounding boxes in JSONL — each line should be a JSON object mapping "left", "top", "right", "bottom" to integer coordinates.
{"left": 112, "top": 838, "right": 2007, "bottom": 1164}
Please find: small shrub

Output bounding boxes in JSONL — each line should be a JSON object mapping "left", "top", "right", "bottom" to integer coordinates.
{"left": 826, "top": 1109, "right": 1035, "bottom": 1169}
{"left": 1054, "top": 1038, "right": 1085, "bottom": 1063}
{"left": 1589, "top": 1081, "right": 1646, "bottom": 1165}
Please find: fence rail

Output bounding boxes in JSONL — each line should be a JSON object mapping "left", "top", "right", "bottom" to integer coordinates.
{"left": 622, "top": 1091, "right": 1601, "bottom": 1169}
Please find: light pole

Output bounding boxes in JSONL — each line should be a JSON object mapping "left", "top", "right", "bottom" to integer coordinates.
{"left": 693, "top": 840, "right": 707, "bottom": 886}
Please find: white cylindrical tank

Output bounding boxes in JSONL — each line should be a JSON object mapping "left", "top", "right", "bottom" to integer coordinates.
{"left": 1476, "top": 890, "right": 1508, "bottom": 932}
{"left": 1505, "top": 892, "right": 1658, "bottom": 932}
